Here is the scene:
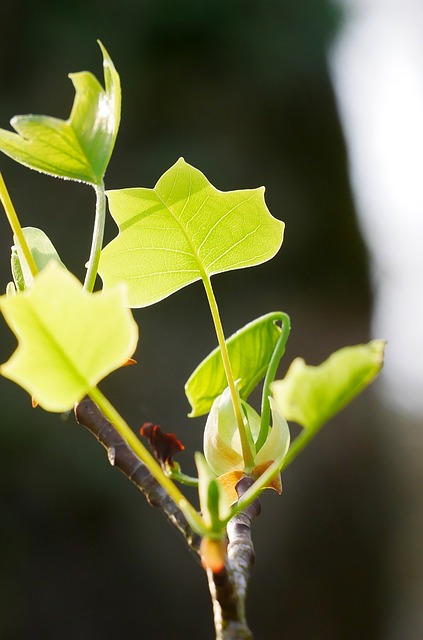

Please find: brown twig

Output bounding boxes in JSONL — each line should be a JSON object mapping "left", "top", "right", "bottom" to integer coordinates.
{"left": 74, "top": 397, "right": 260, "bottom": 639}
{"left": 207, "top": 477, "right": 261, "bottom": 640}
{"left": 74, "top": 396, "right": 201, "bottom": 555}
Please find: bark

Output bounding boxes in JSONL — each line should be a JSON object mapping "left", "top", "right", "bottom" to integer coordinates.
{"left": 74, "top": 396, "right": 200, "bottom": 555}
{"left": 74, "top": 397, "right": 260, "bottom": 639}
{"left": 207, "top": 477, "right": 260, "bottom": 640}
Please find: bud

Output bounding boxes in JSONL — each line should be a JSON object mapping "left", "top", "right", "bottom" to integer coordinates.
{"left": 203, "top": 387, "right": 290, "bottom": 502}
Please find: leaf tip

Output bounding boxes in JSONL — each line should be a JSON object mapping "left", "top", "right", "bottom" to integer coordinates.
{"left": 370, "top": 339, "right": 387, "bottom": 365}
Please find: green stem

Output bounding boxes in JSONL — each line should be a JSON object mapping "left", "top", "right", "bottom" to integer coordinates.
{"left": 88, "top": 386, "right": 207, "bottom": 535}
{"left": 0, "top": 172, "right": 38, "bottom": 278}
{"left": 84, "top": 180, "right": 106, "bottom": 292}
{"left": 256, "top": 312, "right": 291, "bottom": 452}
{"left": 202, "top": 275, "right": 255, "bottom": 470}
{"left": 168, "top": 468, "right": 199, "bottom": 487}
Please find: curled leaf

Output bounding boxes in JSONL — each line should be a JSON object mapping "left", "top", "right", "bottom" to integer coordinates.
{"left": 272, "top": 340, "right": 386, "bottom": 432}
{"left": 186, "top": 312, "right": 283, "bottom": 417}
{"left": 13, "top": 226, "right": 64, "bottom": 289}
{"left": 0, "top": 42, "right": 120, "bottom": 184}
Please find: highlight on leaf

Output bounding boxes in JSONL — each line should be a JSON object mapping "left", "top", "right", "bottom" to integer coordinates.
{"left": 0, "top": 41, "right": 120, "bottom": 184}
{"left": 271, "top": 340, "right": 386, "bottom": 432}
{"left": 0, "top": 261, "right": 137, "bottom": 412}
{"left": 98, "top": 158, "right": 284, "bottom": 307}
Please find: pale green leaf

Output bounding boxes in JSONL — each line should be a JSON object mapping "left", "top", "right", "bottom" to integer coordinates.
{"left": 186, "top": 312, "right": 283, "bottom": 417}
{"left": 13, "top": 226, "right": 64, "bottom": 289}
{"left": 0, "top": 42, "right": 120, "bottom": 184}
{"left": 271, "top": 340, "right": 386, "bottom": 432}
{"left": 98, "top": 158, "right": 284, "bottom": 307}
{"left": 0, "top": 262, "right": 137, "bottom": 412}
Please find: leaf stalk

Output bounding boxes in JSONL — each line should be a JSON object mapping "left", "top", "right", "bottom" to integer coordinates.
{"left": 256, "top": 312, "right": 291, "bottom": 451}
{"left": 84, "top": 180, "right": 106, "bottom": 292}
{"left": 88, "top": 385, "right": 207, "bottom": 535}
{"left": 202, "top": 274, "right": 255, "bottom": 470}
{"left": 0, "top": 172, "right": 38, "bottom": 278}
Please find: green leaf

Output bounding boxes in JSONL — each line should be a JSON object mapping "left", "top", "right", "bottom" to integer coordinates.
{"left": 98, "top": 158, "right": 284, "bottom": 307}
{"left": 11, "top": 247, "right": 25, "bottom": 292}
{"left": 271, "top": 340, "right": 386, "bottom": 432}
{"left": 186, "top": 312, "right": 283, "bottom": 417}
{"left": 195, "top": 452, "right": 230, "bottom": 532}
{"left": 0, "top": 261, "right": 137, "bottom": 412}
{"left": 0, "top": 42, "right": 120, "bottom": 184}
{"left": 13, "top": 226, "right": 64, "bottom": 289}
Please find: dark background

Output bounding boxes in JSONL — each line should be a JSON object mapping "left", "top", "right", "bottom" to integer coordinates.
{"left": 0, "top": 1, "right": 407, "bottom": 639}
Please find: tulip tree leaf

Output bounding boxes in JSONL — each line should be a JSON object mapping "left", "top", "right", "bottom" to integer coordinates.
{"left": 13, "top": 226, "right": 64, "bottom": 289}
{"left": 98, "top": 158, "right": 284, "bottom": 307}
{"left": 186, "top": 312, "right": 283, "bottom": 417}
{"left": 0, "top": 262, "right": 137, "bottom": 412}
{"left": 271, "top": 340, "right": 386, "bottom": 432}
{"left": 0, "top": 42, "right": 120, "bottom": 184}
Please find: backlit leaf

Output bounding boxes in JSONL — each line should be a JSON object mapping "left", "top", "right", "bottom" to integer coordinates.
{"left": 98, "top": 158, "right": 284, "bottom": 307}
{"left": 271, "top": 340, "right": 386, "bottom": 432}
{"left": 186, "top": 312, "right": 283, "bottom": 417}
{"left": 0, "top": 42, "right": 120, "bottom": 184}
{"left": 0, "top": 262, "right": 137, "bottom": 412}
{"left": 13, "top": 226, "right": 64, "bottom": 289}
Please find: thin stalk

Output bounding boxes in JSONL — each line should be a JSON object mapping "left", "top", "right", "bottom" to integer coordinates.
{"left": 256, "top": 312, "right": 291, "bottom": 452}
{"left": 202, "top": 274, "right": 255, "bottom": 470}
{"left": 169, "top": 468, "right": 199, "bottom": 487}
{"left": 88, "top": 385, "right": 207, "bottom": 535}
{"left": 0, "top": 172, "right": 38, "bottom": 278}
{"left": 84, "top": 180, "right": 106, "bottom": 292}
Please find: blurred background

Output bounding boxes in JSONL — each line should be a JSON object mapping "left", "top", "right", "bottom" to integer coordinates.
{"left": 0, "top": 1, "right": 422, "bottom": 638}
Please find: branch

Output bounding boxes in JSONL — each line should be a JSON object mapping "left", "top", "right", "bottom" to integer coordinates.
{"left": 207, "top": 477, "right": 261, "bottom": 640}
{"left": 74, "top": 396, "right": 201, "bottom": 555}
{"left": 75, "top": 398, "right": 260, "bottom": 640}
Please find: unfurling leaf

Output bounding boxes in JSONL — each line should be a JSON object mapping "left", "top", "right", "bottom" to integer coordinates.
{"left": 13, "top": 226, "right": 64, "bottom": 289}
{"left": 186, "top": 312, "right": 283, "bottom": 417}
{"left": 271, "top": 340, "right": 386, "bottom": 432}
{"left": 98, "top": 158, "right": 284, "bottom": 307}
{"left": 195, "top": 452, "right": 231, "bottom": 534}
{"left": 0, "top": 42, "right": 120, "bottom": 184}
{"left": 0, "top": 262, "right": 137, "bottom": 412}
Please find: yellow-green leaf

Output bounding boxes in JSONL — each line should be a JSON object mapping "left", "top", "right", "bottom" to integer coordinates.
{"left": 98, "top": 158, "right": 284, "bottom": 307}
{"left": 271, "top": 340, "right": 386, "bottom": 432}
{"left": 0, "top": 262, "right": 137, "bottom": 412}
{"left": 0, "top": 42, "right": 120, "bottom": 184}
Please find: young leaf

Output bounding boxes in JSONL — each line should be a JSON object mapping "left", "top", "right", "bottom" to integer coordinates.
{"left": 11, "top": 248, "right": 25, "bottom": 292}
{"left": 195, "top": 452, "right": 231, "bottom": 532}
{"left": 98, "top": 158, "right": 284, "bottom": 307}
{"left": 0, "top": 42, "right": 120, "bottom": 185}
{"left": 271, "top": 340, "right": 386, "bottom": 432}
{"left": 185, "top": 312, "right": 283, "bottom": 417}
{"left": 0, "top": 262, "right": 137, "bottom": 412}
{"left": 13, "top": 226, "right": 64, "bottom": 289}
